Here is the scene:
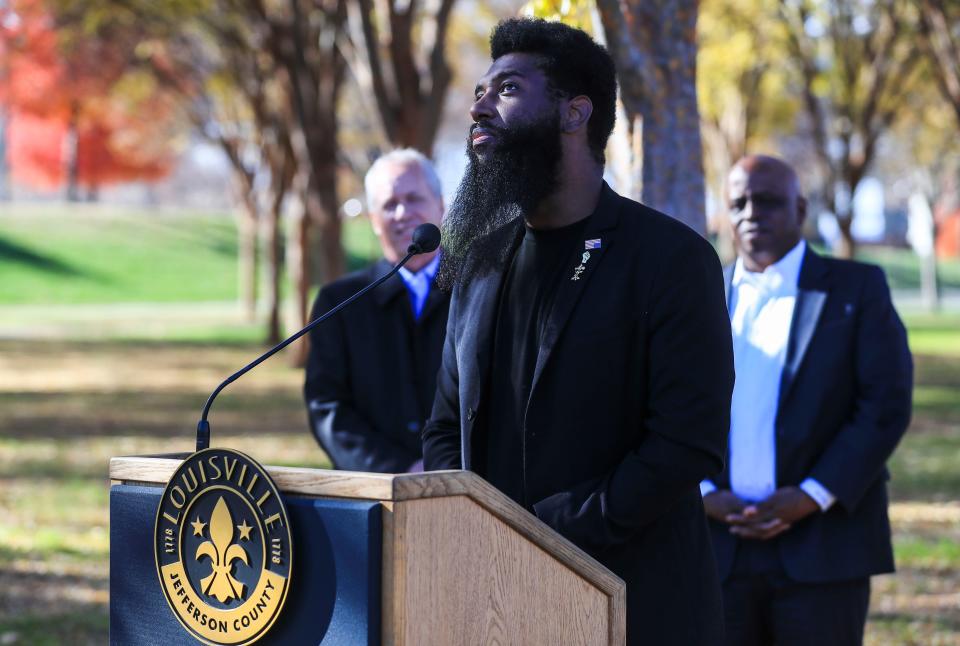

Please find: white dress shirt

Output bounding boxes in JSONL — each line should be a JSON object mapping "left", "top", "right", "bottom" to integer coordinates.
{"left": 398, "top": 254, "right": 440, "bottom": 319}
{"left": 701, "top": 240, "right": 835, "bottom": 511}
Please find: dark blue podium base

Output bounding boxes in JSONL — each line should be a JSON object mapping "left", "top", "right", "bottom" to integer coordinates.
{"left": 110, "top": 484, "right": 381, "bottom": 645}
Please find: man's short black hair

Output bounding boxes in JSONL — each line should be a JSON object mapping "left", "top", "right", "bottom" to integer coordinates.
{"left": 490, "top": 18, "right": 617, "bottom": 164}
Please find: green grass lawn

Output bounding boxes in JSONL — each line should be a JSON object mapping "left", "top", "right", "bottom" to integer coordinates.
{"left": 3, "top": 203, "right": 960, "bottom": 305}
{"left": 0, "top": 203, "right": 381, "bottom": 305}
{"left": 858, "top": 246, "right": 960, "bottom": 292}
{"left": 0, "top": 204, "right": 958, "bottom": 644}
{"left": 0, "top": 205, "right": 239, "bottom": 303}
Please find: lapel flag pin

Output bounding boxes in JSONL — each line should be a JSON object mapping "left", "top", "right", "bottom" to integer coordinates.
{"left": 584, "top": 238, "right": 601, "bottom": 250}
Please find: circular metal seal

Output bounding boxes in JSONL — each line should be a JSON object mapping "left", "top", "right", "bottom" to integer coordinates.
{"left": 154, "top": 448, "right": 293, "bottom": 645}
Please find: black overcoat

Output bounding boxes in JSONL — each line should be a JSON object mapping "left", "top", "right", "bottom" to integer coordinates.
{"left": 423, "top": 184, "right": 735, "bottom": 645}
{"left": 305, "top": 259, "right": 449, "bottom": 473}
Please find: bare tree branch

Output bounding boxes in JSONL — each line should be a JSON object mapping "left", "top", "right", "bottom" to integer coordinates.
{"left": 919, "top": 0, "right": 960, "bottom": 126}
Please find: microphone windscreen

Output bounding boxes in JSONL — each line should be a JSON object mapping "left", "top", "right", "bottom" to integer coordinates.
{"left": 409, "top": 223, "right": 442, "bottom": 254}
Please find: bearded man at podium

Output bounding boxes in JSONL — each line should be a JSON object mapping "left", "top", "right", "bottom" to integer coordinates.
{"left": 423, "top": 18, "right": 735, "bottom": 646}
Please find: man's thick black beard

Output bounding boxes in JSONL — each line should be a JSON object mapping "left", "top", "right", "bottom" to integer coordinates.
{"left": 436, "top": 114, "right": 563, "bottom": 291}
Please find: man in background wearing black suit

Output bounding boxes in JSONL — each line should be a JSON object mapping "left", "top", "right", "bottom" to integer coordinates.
{"left": 423, "top": 19, "right": 734, "bottom": 645}
{"left": 701, "top": 155, "right": 913, "bottom": 646}
{"left": 304, "top": 149, "right": 448, "bottom": 473}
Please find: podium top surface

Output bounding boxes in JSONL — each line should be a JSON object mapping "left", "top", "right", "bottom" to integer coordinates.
{"left": 110, "top": 454, "right": 625, "bottom": 600}
{"left": 113, "top": 454, "right": 501, "bottom": 502}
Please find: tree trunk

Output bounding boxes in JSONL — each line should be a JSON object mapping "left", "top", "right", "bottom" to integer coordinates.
{"left": 835, "top": 216, "right": 855, "bottom": 259}
{"left": 920, "top": 251, "right": 940, "bottom": 312}
{"left": 64, "top": 103, "right": 81, "bottom": 202}
{"left": 270, "top": 0, "right": 347, "bottom": 367}
{"left": 596, "top": 0, "right": 706, "bottom": 236}
{"left": 296, "top": 208, "right": 311, "bottom": 358}
{"left": 236, "top": 196, "right": 260, "bottom": 323}
{"left": 836, "top": 175, "right": 857, "bottom": 259}
{"left": 281, "top": 117, "right": 343, "bottom": 364}
{"left": 908, "top": 191, "right": 941, "bottom": 311}
{"left": 262, "top": 134, "right": 295, "bottom": 346}
{"left": 264, "top": 202, "right": 283, "bottom": 346}
{"left": 310, "top": 162, "right": 345, "bottom": 286}
{"left": 285, "top": 193, "right": 312, "bottom": 367}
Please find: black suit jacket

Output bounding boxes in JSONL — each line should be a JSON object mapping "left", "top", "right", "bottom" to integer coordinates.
{"left": 423, "top": 184, "right": 735, "bottom": 645}
{"left": 304, "top": 259, "right": 449, "bottom": 473}
{"left": 709, "top": 247, "right": 912, "bottom": 583}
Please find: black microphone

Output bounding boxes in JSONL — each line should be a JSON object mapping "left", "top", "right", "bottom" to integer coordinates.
{"left": 408, "top": 221, "right": 441, "bottom": 254}
{"left": 195, "top": 222, "right": 442, "bottom": 451}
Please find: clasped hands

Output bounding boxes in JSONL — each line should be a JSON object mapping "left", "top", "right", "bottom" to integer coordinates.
{"left": 703, "top": 487, "right": 819, "bottom": 540}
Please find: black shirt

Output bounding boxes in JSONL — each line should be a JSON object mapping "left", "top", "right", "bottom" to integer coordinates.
{"left": 478, "top": 216, "right": 590, "bottom": 506}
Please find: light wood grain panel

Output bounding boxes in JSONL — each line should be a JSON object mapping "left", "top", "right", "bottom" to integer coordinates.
{"left": 390, "top": 496, "right": 614, "bottom": 646}
{"left": 395, "top": 471, "right": 625, "bottom": 601}
{"left": 110, "top": 456, "right": 183, "bottom": 485}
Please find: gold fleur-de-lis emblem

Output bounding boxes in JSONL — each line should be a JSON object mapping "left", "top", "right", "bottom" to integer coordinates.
{"left": 195, "top": 496, "right": 250, "bottom": 603}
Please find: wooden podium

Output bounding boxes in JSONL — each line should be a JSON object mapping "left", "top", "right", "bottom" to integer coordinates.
{"left": 109, "top": 456, "right": 626, "bottom": 645}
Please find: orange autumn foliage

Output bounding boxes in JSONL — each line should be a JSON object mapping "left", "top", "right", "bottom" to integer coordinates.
{"left": 2, "top": 0, "right": 178, "bottom": 192}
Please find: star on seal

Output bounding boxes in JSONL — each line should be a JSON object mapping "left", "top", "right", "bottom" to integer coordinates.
{"left": 237, "top": 519, "right": 253, "bottom": 541}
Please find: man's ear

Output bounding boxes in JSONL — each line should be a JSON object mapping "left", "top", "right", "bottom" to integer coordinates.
{"left": 796, "top": 195, "right": 807, "bottom": 228}
{"left": 563, "top": 95, "right": 593, "bottom": 133}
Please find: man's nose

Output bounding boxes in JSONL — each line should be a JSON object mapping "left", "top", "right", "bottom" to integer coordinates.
{"left": 735, "top": 199, "right": 757, "bottom": 221}
{"left": 393, "top": 202, "right": 409, "bottom": 221}
{"left": 470, "top": 90, "right": 494, "bottom": 123}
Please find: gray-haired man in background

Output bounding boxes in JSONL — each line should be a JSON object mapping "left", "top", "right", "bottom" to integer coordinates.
{"left": 304, "top": 149, "right": 449, "bottom": 473}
